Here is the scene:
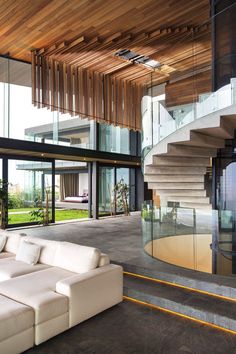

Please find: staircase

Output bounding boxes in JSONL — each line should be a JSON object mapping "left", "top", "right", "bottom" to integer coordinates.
{"left": 144, "top": 105, "right": 236, "bottom": 209}
{"left": 123, "top": 271, "right": 236, "bottom": 333}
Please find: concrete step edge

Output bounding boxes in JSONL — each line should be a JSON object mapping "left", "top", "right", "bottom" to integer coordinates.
{"left": 123, "top": 287, "right": 236, "bottom": 332}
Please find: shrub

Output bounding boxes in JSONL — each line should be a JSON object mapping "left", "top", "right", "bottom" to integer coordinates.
{"left": 8, "top": 193, "right": 24, "bottom": 209}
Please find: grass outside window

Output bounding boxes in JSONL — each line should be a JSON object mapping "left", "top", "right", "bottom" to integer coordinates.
{"left": 7, "top": 208, "right": 88, "bottom": 224}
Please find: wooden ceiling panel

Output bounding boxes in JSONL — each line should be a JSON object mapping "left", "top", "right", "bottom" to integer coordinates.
{"left": 0, "top": 0, "right": 210, "bottom": 62}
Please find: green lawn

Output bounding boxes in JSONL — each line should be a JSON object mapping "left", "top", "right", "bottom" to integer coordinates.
{"left": 55, "top": 209, "right": 88, "bottom": 221}
{"left": 8, "top": 209, "right": 88, "bottom": 224}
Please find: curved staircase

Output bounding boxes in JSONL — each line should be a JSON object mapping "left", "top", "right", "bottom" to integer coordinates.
{"left": 144, "top": 105, "right": 236, "bottom": 209}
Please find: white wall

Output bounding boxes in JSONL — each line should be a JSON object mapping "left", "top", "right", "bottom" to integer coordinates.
{"left": 79, "top": 173, "right": 88, "bottom": 195}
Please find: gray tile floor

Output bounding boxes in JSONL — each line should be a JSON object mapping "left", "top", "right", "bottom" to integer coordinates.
{"left": 25, "top": 300, "right": 236, "bottom": 354}
{"left": 22, "top": 213, "right": 236, "bottom": 290}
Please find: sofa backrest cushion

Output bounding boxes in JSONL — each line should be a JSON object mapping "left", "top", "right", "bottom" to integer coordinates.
{"left": 0, "top": 235, "right": 7, "bottom": 252}
{"left": 54, "top": 242, "right": 101, "bottom": 273}
{"left": 24, "top": 237, "right": 59, "bottom": 266}
{"left": 0, "top": 231, "right": 21, "bottom": 254}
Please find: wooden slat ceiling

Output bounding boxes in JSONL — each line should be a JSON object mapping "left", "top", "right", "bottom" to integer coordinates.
{"left": 0, "top": 0, "right": 212, "bottom": 130}
{"left": 0, "top": 0, "right": 211, "bottom": 84}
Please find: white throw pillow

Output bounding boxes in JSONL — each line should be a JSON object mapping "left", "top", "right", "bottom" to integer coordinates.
{"left": 0, "top": 235, "right": 7, "bottom": 252}
{"left": 16, "top": 240, "right": 41, "bottom": 265}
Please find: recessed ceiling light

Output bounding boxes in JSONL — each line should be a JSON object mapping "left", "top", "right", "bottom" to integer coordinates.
{"left": 115, "top": 49, "right": 161, "bottom": 70}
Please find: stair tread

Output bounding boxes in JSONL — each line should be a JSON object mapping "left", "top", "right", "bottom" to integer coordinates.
{"left": 124, "top": 274, "right": 236, "bottom": 321}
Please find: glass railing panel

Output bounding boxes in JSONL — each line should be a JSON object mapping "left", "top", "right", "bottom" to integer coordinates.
{"left": 142, "top": 203, "right": 236, "bottom": 276}
{"left": 141, "top": 78, "right": 236, "bottom": 157}
{"left": 159, "top": 104, "right": 176, "bottom": 141}
{"left": 141, "top": 201, "right": 154, "bottom": 255}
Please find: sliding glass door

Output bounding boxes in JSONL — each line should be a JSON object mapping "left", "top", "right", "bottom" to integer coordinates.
{"left": 7, "top": 159, "right": 53, "bottom": 226}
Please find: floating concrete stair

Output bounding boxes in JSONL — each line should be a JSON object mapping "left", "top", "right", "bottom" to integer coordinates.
{"left": 124, "top": 273, "right": 236, "bottom": 333}
{"left": 145, "top": 166, "right": 207, "bottom": 175}
{"left": 144, "top": 105, "right": 236, "bottom": 208}
{"left": 144, "top": 175, "right": 204, "bottom": 183}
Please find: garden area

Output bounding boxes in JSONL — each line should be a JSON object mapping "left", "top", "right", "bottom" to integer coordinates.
{"left": 8, "top": 208, "right": 88, "bottom": 224}
{"left": 6, "top": 192, "right": 88, "bottom": 225}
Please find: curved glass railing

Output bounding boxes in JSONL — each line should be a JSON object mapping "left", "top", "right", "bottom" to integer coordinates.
{"left": 142, "top": 78, "right": 236, "bottom": 159}
{"left": 142, "top": 201, "right": 236, "bottom": 276}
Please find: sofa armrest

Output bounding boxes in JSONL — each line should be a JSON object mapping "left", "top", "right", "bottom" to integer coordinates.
{"left": 56, "top": 264, "right": 123, "bottom": 327}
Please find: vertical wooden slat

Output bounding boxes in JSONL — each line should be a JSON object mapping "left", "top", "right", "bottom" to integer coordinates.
{"left": 31, "top": 52, "right": 36, "bottom": 106}
{"left": 74, "top": 66, "right": 79, "bottom": 115}
{"left": 59, "top": 61, "right": 64, "bottom": 114}
{"left": 32, "top": 54, "right": 143, "bottom": 131}
{"left": 54, "top": 60, "right": 58, "bottom": 111}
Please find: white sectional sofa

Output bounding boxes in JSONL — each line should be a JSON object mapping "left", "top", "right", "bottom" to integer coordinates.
{"left": 0, "top": 231, "right": 123, "bottom": 354}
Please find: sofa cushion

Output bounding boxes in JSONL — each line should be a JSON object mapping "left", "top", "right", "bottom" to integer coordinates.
{"left": 24, "top": 237, "right": 59, "bottom": 266}
{"left": 16, "top": 240, "right": 41, "bottom": 265}
{"left": 0, "top": 258, "right": 49, "bottom": 282}
{"left": 0, "top": 252, "right": 14, "bottom": 260}
{"left": 0, "top": 267, "right": 75, "bottom": 325}
{"left": 0, "top": 235, "right": 7, "bottom": 252}
{"left": 0, "top": 294, "right": 34, "bottom": 342}
{"left": 0, "top": 231, "right": 21, "bottom": 254}
{"left": 54, "top": 242, "right": 101, "bottom": 273}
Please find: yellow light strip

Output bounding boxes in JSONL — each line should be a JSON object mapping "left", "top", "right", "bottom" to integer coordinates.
{"left": 123, "top": 295, "right": 236, "bottom": 335}
{"left": 124, "top": 271, "right": 236, "bottom": 303}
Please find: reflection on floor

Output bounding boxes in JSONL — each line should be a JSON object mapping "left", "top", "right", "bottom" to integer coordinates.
{"left": 145, "top": 234, "right": 212, "bottom": 273}
{"left": 24, "top": 300, "right": 236, "bottom": 354}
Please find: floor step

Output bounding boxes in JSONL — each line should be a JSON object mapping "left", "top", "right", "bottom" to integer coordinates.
{"left": 186, "top": 132, "right": 225, "bottom": 148}
{"left": 152, "top": 189, "right": 207, "bottom": 197}
{"left": 147, "top": 182, "right": 205, "bottom": 190}
{"left": 145, "top": 166, "right": 206, "bottom": 175}
{"left": 180, "top": 202, "right": 212, "bottom": 209}
{"left": 152, "top": 156, "right": 210, "bottom": 167}
{"left": 166, "top": 145, "right": 217, "bottom": 157}
{"left": 124, "top": 273, "right": 236, "bottom": 333}
{"left": 167, "top": 196, "right": 210, "bottom": 204}
{"left": 144, "top": 174, "right": 205, "bottom": 183}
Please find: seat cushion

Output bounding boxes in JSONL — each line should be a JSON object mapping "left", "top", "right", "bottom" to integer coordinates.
{"left": 0, "top": 258, "right": 49, "bottom": 281}
{"left": 0, "top": 294, "right": 34, "bottom": 342}
{"left": 0, "top": 267, "right": 75, "bottom": 325}
{"left": 54, "top": 242, "right": 101, "bottom": 273}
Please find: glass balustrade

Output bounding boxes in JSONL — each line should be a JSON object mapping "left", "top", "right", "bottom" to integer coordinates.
{"left": 142, "top": 201, "right": 236, "bottom": 276}
{"left": 142, "top": 78, "right": 236, "bottom": 157}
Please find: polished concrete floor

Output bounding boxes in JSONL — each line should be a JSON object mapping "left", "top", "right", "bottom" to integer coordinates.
{"left": 24, "top": 300, "right": 236, "bottom": 354}
{"left": 21, "top": 213, "right": 236, "bottom": 291}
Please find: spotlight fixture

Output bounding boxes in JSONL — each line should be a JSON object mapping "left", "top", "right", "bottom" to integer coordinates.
{"left": 114, "top": 49, "right": 161, "bottom": 70}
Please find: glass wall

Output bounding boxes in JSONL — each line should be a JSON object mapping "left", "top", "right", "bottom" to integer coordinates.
{"left": 99, "top": 167, "right": 115, "bottom": 215}
{"left": 0, "top": 57, "right": 95, "bottom": 149}
{"left": 7, "top": 159, "right": 53, "bottom": 226}
{"left": 98, "top": 166, "right": 134, "bottom": 216}
{"left": 99, "top": 123, "right": 130, "bottom": 154}
{"left": 54, "top": 160, "right": 89, "bottom": 222}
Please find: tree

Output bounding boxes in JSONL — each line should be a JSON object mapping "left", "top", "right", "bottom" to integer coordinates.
{"left": 114, "top": 178, "right": 130, "bottom": 216}
{"left": 30, "top": 187, "right": 50, "bottom": 226}
{"left": 0, "top": 179, "right": 10, "bottom": 229}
